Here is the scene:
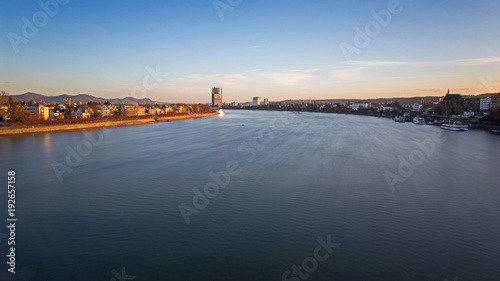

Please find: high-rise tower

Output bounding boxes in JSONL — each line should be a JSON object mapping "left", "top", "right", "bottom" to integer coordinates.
{"left": 212, "top": 87, "right": 222, "bottom": 108}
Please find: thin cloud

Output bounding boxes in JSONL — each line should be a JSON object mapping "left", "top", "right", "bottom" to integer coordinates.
{"left": 454, "top": 57, "right": 500, "bottom": 66}
{"left": 216, "top": 74, "right": 251, "bottom": 86}
{"left": 346, "top": 56, "right": 500, "bottom": 68}
{"left": 178, "top": 73, "right": 250, "bottom": 86}
{"left": 261, "top": 73, "right": 312, "bottom": 86}
{"left": 332, "top": 67, "right": 366, "bottom": 80}
{"left": 223, "top": 74, "right": 246, "bottom": 80}
{"left": 277, "top": 63, "right": 332, "bottom": 74}
{"left": 416, "top": 87, "right": 473, "bottom": 93}
{"left": 382, "top": 74, "right": 463, "bottom": 80}
{"left": 416, "top": 88, "right": 443, "bottom": 92}
{"left": 346, "top": 61, "right": 407, "bottom": 67}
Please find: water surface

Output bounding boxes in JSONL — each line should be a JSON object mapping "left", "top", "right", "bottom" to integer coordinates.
{"left": 1, "top": 110, "right": 499, "bottom": 281}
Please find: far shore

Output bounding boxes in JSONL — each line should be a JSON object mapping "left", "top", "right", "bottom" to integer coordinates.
{"left": 223, "top": 108, "right": 500, "bottom": 132}
{"left": 0, "top": 112, "right": 219, "bottom": 136}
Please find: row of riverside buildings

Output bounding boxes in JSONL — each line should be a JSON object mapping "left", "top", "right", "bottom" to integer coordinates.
{"left": 327, "top": 93, "right": 498, "bottom": 116}
{"left": 220, "top": 90, "right": 499, "bottom": 118}
{"left": 1, "top": 103, "right": 195, "bottom": 121}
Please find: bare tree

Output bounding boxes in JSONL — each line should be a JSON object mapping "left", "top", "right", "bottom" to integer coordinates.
{"left": 5, "top": 96, "right": 30, "bottom": 122}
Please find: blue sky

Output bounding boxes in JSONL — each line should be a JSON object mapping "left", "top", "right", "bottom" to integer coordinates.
{"left": 1, "top": 0, "right": 499, "bottom": 103}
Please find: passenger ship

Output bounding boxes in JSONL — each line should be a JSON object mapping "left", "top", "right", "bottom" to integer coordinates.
{"left": 441, "top": 122, "right": 468, "bottom": 131}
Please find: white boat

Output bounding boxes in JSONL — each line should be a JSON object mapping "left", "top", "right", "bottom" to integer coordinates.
{"left": 413, "top": 117, "right": 425, "bottom": 125}
{"left": 441, "top": 123, "right": 468, "bottom": 131}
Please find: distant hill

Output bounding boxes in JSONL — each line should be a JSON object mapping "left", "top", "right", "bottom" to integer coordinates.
{"left": 11, "top": 92, "right": 165, "bottom": 105}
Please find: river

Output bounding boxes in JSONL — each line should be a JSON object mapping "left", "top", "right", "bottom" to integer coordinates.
{"left": 0, "top": 110, "right": 499, "bottom": 281}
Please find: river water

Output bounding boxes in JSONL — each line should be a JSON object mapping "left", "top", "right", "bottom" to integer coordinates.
{"left": 1, "top": 109, "right": 499, "bottom": 281}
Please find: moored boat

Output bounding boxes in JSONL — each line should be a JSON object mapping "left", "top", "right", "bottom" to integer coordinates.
{"left": 441, "top": 122, "right": 468, "bottom": 131}
{"left": 413, "top": 117, "right": 425, "bottom": 125}
{"left": 394, "top": 116, "right": 405, "bottom": 123}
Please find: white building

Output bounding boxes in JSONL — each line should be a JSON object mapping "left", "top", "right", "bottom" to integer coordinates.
{"left": 22, "top": 105, "right": 50, "bottom": 120}
{"left": 463, "top": 111, "right": 475, "bottom": 117}
{"left": 99, "top": 105, "right": 116, "bottom": 117}
{"left": 74, "top": 107, "right": 91, "bottom": 119}
{"left": 351, "top": 102, "right": 370, "bottom": 111}
{"left": 404, "top": 103, "right": 422, "bottom": 112}
{"left": 480, "top": 98, "right": 492, "bottom": 111}
{"left": 378, "top": 105, "right": 394, "bottom": 112}
{"left": 162, "top": 105, "right": 172, "bottom": 113}
{"left": 253, "top": 97, "right": 261, "bottom": 106}
{"left": 412, "top": 103, "right": 422, "bottom": 112}
{"left": 264, "top": 98, "right": 269, "bottom": 105}
{"left": 49, "top": 108, "right": 64, "bottom": 119}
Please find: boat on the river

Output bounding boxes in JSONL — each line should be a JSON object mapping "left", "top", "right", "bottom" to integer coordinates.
{"left": 413, "top": 117, "right": 425, "bottom": 125}
{"left": 441, "top": 122, "right": 468, "bottom": 131}
{"left": 394, "top": 116, "right": 405, "bottom": 123}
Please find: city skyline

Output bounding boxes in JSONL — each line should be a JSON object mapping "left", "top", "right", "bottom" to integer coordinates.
{"left": 1, "top": 0, "right": 500, "bottom": 103}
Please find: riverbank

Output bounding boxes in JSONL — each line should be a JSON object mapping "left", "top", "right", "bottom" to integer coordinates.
{"left": 0, "top": 112, "right": 219, "bottom": 136}
{"left": 224, "top": 108, "right": 500, "bottom": 132}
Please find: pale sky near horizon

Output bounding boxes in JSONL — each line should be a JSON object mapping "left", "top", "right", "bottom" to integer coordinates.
{"left": 1, "top": 0, "right": 499, "bottom": 103}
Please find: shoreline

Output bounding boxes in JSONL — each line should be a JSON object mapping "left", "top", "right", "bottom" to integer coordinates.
{"left": 223, "top": 108, "right": 500, "bottom": 132}
{"left": 0, "top": 112, "right": 219, "bottom": 136}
